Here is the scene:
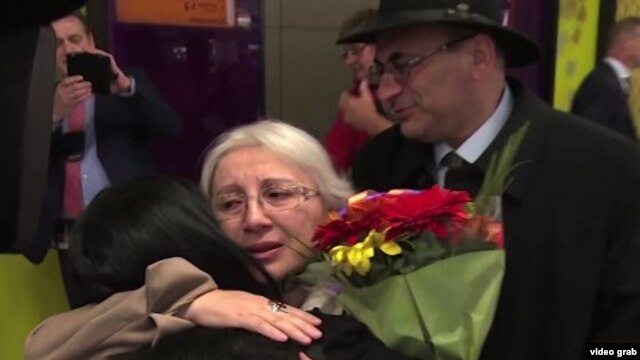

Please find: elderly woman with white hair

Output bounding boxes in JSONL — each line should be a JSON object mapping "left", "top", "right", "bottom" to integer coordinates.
{"left": 200, "top": 119, "right": 353, "bottom": 283}
{"left": 26, "top": 120, "right": 410, "bottom": 359}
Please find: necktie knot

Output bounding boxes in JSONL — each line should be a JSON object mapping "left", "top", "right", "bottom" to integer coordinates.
{"left": 442, "top": 152, "right": 482, "bottom": 196}
{"left": 443, "top": 151, "right": 467, "bottom": 170}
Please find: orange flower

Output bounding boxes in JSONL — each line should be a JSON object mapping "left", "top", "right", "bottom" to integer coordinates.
{"left": 461, "top": 215, "right": 505, "bottom": 248}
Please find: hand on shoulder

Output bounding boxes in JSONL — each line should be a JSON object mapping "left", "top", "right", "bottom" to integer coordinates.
{"left": 185, "top": 289, "right": 323, "bottom": 345}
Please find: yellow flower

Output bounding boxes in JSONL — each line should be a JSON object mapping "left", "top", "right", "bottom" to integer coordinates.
{"left": 329, "top": 245, "right": 352, "bottom": 274}
{"left": 329, "top": 235, "right": 376, "bottom": 276}
{"left": 379, "top": 241, "right": 402, "bottom": 256}
{"left": 347, "top": 241, "right": 375, "bottom": 275}
{"left": 366, "top": 229, "right": 403, "bottom": 256}
{"left": 329, "top": 229, "right": 403, "bottom": 276}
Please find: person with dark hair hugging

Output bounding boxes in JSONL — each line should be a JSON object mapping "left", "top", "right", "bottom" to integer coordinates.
{"left": 25, "top": 121, "right": 412, "bottom": 360}
{"left": 127, "top": 327, "right": 302, "bottom": 360}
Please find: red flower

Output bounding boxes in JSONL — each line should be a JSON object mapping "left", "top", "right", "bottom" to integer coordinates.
{"left": 313, "top": 219, "right": 359, "bottom": 250}
{"left": 313, "top": 187, "right": 475, "bottom": 250}
{"left": 380, "top": 187, "right": 471, "bottom": 240}
{"left": 313, "top": 199, "right": 387, "bottom": 250}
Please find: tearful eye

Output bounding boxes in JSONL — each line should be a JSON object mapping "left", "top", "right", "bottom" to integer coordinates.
{"left": 263, "top": 188, "right": 299, "bottom": 208}
{"left": 220, "top": 200, "right": 242, "bottom": 211}
{"left": 216, "top": 195, "right": 245, "bottom": 213}
{"left": 264, "top": 188, "right": 296, "bottom": 202}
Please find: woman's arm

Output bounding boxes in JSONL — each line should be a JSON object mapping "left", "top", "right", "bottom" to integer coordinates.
{"left": 25, "top": 258, "right": 322, "bottom": 360}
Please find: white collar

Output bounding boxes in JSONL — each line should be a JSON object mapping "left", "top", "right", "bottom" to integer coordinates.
{"left": 604, "top": 57, "right": 632, "bottom": 79}
{"left": 434, "top": 85, "right": 513, "bottom": 167}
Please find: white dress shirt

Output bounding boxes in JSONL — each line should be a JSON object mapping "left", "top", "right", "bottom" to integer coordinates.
{"left": 433, "top": 85, "right": 514, "bottom": 186}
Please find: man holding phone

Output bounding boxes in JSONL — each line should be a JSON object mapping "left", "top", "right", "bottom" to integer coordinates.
{"left": 37, "top": 11, "right": 182, "bottom": 307}
{"left": 52, "top": 14, "right": 135, "bottom": 122}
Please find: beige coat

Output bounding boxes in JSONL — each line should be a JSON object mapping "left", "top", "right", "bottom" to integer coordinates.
{"left": 24, "top": 258, "right": 217, "bottom": 360}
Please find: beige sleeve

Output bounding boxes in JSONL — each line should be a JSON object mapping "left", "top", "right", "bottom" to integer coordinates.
{"left": 24, "top": 257, "right": 218, "bottom": 360}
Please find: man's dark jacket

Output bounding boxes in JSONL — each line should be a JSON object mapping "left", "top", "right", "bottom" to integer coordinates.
{"left": 352, "top": 79, "right": 640, "bottom": 360}
{"left": 571, "top": 62, "right": 638, "bottom": 141}
{"left": 28, "top": 69, "right": 181, "bottom": 263}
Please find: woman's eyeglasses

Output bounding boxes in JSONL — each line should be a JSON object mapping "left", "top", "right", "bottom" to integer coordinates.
{"left": 213, "top": 184, "right": 320, "bottom": 220}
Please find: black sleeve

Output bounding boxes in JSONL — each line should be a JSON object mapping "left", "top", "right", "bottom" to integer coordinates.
{"left": 351, "top": 125, "right": 399, "bottom": 192}
{"left": 570, "top": 69, "right": 628, "bottom": 137}
{"left": 121, "top": 68, "right": 182, "bottom": 140}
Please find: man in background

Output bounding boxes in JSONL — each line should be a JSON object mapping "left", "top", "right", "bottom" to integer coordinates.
{"left": 35, "top": 11, "right": 181, "bottom": 306}
{"left": 325, "top": 8, "right": 392, "bottom": 174}
{"left": 571, "top": 16, "right": 640, "bottom": 141}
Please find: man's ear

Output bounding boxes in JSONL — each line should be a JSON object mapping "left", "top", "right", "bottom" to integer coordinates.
{"left": 470, "top": 34, "right": 497, "bottom": 79}
{"left": 473, "top": 48, "right": 487, "bottom": 65}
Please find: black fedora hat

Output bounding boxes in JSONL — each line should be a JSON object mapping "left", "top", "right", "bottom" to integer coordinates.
{"left": 336, "top": 8, "right": 378, "bottom": 44}
{"left": 341, "top": 0, "right": 539, "bottom": 67}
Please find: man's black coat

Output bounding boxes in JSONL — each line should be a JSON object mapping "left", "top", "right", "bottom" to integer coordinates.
{"left": 571, "top": 62, "right": 638, "bottom": 141}
{"left": 352, "top": 79, "right": 640, "bottom": 360}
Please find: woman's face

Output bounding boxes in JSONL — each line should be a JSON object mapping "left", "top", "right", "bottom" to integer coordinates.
{"left": 211, "top": 146, "right": 328, "bottom": 281}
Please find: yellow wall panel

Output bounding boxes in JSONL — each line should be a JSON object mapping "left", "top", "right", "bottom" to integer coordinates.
{"left": 0, "top": 253, "right": 68, "bottom": 360}
{"left": 554, "top": 0, "right": 601, "bottom": 111}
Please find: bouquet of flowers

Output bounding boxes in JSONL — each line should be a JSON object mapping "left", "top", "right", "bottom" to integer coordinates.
{"left": 311, "top": 124, "right": 529, "bottom": 359}
{"left": 312, "top": 188, "right": 504, "bottom": 359}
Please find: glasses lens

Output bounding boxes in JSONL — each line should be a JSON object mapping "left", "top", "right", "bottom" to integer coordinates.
{"left": 214, "top": 194, "right": 245, "bottom": 218}
{"left": 262, "top": 186, "right": 300, "bottom": 211}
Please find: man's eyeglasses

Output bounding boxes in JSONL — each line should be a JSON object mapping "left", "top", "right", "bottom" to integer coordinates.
{"left": 368, "top": 32, "right": 477, "bottom": 86}
{"left": 213, "top": 184, "right": 320, "bottom": 220}
{"left": 342, "top": 43, "right": 368, "bottom": 60}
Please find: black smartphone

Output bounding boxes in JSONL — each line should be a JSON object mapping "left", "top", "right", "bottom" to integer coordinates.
{"left": 67, "top": 52, "right": 112, "bottom": 95}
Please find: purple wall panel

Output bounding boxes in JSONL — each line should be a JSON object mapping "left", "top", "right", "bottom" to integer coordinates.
{"left": 108, "top": 0, "right": 263, "bottom": 181}
{"left": 507, "top": 0, "right": 558, "bottom": 102}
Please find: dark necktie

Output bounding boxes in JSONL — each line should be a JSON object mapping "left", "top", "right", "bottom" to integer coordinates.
{"left": 443, "top": 152, "right": 482, "bottom": 196}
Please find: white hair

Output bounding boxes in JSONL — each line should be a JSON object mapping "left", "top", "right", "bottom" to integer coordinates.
{"left": 200, "top": 119, "right": 353, "bottom": 210}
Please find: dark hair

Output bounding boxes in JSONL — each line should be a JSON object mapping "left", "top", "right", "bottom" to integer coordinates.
{"left": 607, "top": 16, "right": 640, "bottom": 51}
{"left": 67, "top": 10, "right": 92, "bottom": 34}
{"left": 69, "top": 177, "right": 279, "bottom": 305}
{"left": 136, "top": 327, "right": 299, "bottom": 360}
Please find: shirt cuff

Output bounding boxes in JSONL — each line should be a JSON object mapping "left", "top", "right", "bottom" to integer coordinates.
{"left": 118, "top": 76, "right": 136, "bottom": 97}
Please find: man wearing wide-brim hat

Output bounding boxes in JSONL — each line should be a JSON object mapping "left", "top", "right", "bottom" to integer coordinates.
{"left": 351, "top": 1, "right": 640, "bottom": 359}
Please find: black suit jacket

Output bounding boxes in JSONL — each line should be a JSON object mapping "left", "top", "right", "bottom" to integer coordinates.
{"left": 352, "top": 79, "right": 640, "bottom": 360}
{"left": 28, "top": 69, "right": 181, "bottom": 263}
{"left": 571, "top": 62, "right": 638, "bottom": 141}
